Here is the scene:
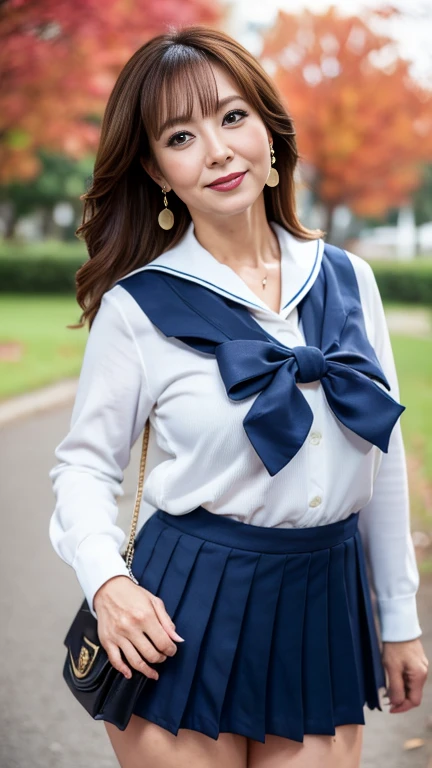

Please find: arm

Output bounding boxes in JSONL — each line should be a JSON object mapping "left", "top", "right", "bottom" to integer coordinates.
{"left": 48, "top": 290, "right": 154, "bottom": 619}
{"left": 346, "top": 252, "right": 421, "bottom": 642}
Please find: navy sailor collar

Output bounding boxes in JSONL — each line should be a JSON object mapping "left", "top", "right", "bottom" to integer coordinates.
{"left": 121, "top": 220, "right": 324, "bottom": 321}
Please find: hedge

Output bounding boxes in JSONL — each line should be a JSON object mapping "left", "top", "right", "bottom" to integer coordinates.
{"left": 0, "top": 249, "right": 432, "bottom": 304}
{"left": 369, "top": 260, "right": 432, "bottom": 305}
{"left": 0, "top": 256, "right": 84, "bottom": 293}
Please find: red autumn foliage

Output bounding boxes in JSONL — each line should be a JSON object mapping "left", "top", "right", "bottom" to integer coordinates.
{"left": 0, "top": 0, "right": 223, "bottom": 182}
{"left": 261, "top": 6, "right": 432, "bottom": 229}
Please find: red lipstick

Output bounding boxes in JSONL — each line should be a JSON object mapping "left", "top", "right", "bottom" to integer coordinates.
{"left": 206, "top": 171, "right": 247, "bottom": 192}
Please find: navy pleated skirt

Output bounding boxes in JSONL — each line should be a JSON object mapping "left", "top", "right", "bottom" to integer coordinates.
{"left": 130, "top": 506, "right": 386, "bottom": 743}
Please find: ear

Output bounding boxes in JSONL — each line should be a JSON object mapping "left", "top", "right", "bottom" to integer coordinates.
{"left": 140, "top": 157, "right": 171, "bottom": 192}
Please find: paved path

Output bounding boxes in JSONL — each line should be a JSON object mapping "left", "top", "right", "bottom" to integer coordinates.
{"left": 0, "top": 404, "right": 431, "bottom": 767}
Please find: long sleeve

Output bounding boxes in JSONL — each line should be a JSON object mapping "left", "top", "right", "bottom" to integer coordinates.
{"left": 48, "top": 291, "right": 154, "bottom": 618}
{"left": 351, "top": 255, "right": 422, "bottom": 642}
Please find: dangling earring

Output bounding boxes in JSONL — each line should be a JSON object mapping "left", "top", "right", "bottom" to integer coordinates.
{"left": 158, "top": 184, "right": 174, "bottom": 230}
{"left": 265, "top": 143, "right": 279, "bottom": 187}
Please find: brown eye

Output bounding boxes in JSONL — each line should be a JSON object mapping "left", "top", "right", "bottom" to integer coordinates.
{"left": 166, "top": 109, "right": 248, "bottom": 148}
{"left": 167, "top": 131, "right": 190, "bottom": 148}
{"left": 223, "top": 109, "right": 248, "bottom": 124}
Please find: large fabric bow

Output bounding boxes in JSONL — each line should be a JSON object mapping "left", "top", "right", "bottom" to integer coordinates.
{"left": 117, "top": 243, "right": 405, "bottom": 476}
{"left": 215, "top": 338, "right": 404, "bottom": 475}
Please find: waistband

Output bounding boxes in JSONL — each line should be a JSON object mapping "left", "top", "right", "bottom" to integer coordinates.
{"left": 155, "top": 506, "right": 359, "bottom": 554}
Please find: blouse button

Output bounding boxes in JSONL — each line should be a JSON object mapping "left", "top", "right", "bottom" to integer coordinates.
{"left": 309, "top": 496, "right": 322, "bottom": 508}
{"left": 309, "top": 431, "right": 322, "bottom": 445}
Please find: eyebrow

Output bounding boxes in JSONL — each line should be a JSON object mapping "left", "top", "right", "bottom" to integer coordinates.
{"left": 159, "top": 95, "right": 248, "bottom": 136}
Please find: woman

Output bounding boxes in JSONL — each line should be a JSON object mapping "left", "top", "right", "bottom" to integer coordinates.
{"left": 49, "top": 24, "right": 428, "bottom": 768}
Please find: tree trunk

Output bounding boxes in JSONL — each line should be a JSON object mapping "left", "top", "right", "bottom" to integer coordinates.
{"left": 323, "top": 204, "right": 335, "bottom": 241}
{"left": 40, "top": 207, "right": 53, "bottom": 238}
{"left": 2, "top": 202, "right": 18, "bottom": 239}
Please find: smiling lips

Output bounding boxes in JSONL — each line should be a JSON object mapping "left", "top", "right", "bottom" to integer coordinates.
{"left": 207, "top": 171, "right": 247, "bottom": 191}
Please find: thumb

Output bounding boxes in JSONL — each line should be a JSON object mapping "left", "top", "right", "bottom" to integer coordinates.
{"left": 150, "top": 595, "right": 185, "bottom": 642}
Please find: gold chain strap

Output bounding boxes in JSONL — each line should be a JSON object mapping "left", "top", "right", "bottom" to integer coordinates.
{"left": 122, "top": 419, "right": 150, "bottom": 583}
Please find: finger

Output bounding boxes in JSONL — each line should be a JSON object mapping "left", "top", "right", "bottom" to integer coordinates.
{"left": 118, "top": 638, "right": 160, "bottom": 680}
{"left": 130, "top": 629, "right": 175, "bottom": 665}
{"left": 150, "top": 594, "right": 185, "bottom": 643}
{"left": 406, "top": 670, "right": 427, "bottom": 708}
{"left": 104, "top": 641, "right": 138, "bottom": 680}
{"left": 386, "top": 665, "right": 406, "bottom": 709}
{"left": 389, "top": 699, "right": 412, "bottom": 714}
{"left": 127, "top": 599, "right": 179, "bottom": 658}
{"left": 139, "top": 597, "right": 182, "bottom": 655}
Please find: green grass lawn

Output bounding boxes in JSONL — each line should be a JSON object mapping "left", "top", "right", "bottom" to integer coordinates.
{"left": 0, "top": 294, "right": 86, "bottom": 399}
{"left": 393, "top": 335, "right": 432, "bottom": 479}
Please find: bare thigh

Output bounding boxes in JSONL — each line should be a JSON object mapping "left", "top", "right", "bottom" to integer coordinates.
{"left": 104, "top": 714, "right": 248, "bottom": 768}
{"left": 247, "top": 725, "right": 363, "bottom": 768}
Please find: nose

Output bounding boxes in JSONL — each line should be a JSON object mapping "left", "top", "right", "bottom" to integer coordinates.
{"left": 204, "top": 131, "right": 234, "bottom": 166}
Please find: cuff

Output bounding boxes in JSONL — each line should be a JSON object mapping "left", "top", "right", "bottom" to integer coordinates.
{"left": 377, "top": 594, "right": 422, "bottom": 642}
{"left": 72, "top": 534, "right": 132, "bottom": 619}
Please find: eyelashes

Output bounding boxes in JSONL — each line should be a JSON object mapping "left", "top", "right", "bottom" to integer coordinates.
{"left": 166, "top": 109, "right": 249, "bottom": 147}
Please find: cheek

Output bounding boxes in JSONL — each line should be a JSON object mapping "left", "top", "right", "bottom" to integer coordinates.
{"left": 163, "top": 151, "right": 201, "bottom": 190}
{"left": 237, "top": 125, "right": 270, "bottom": 166}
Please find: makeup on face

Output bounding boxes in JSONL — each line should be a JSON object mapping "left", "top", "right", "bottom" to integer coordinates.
{"left": 206, "top": 171, "right": 248, "bottom": 192}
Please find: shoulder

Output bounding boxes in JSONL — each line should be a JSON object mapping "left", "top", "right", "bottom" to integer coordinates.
{"left": 342, "top": 247, "right": 383, "bottom": 315}
{"left": 93, "top": 280, "right": 163, "bottom": 348}
{"left": 343, "top": 247, "right": 376, "bottom": 286}
{"left": 324, "top": 243, "right": 381, "bottom": 311}
{"left": 323, "top": 243, "right": 385, "bottom": 347}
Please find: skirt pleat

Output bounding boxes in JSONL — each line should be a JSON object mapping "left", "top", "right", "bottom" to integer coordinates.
{"left": 327, "top": 542, "right": 364, "bottom": 726}
{"left": 218, "top": 553, "right": 286, "bottom": 742}
{"left": 301, "top": 548, "right": 335, "bottom": 733}
{"left": 181, "top": 550, "right": 260, "bottom": 738}
{"left": 264, "top": 553, "right": 311, "bottom": 742}
{"left": 354, "top": 534, "right": 387, "bottom": 705}
{"left": 130, "top": 507, "right": 386, "bottom": 743}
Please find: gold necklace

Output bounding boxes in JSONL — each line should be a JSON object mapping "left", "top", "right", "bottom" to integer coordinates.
{"left": 261, "top": 232, "right": 280, "bottom": 289}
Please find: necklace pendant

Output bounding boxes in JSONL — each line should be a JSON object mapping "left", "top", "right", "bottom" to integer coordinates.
{"left": 262, "top": 275, "right": 268, "bottom": 289}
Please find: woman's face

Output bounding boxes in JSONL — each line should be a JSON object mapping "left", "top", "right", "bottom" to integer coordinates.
{"left": 143, "top": 63, "right": 273, "bottom": 221}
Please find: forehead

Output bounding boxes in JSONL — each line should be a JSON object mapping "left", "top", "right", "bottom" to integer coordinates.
{"left": 142, "top": 56, "right": 246, "bottom": 142}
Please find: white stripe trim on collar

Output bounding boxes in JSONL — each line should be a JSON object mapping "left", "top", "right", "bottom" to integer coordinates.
{"left": 120, "top": 220, "right": 324, "bottom": 320}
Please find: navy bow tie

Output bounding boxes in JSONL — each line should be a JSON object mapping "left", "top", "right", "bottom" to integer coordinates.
{"left": 215, "top": 337, "right": 404, "bottom": 475}
{"left": 117, "top": 243, "right": 405, "bottom": 476}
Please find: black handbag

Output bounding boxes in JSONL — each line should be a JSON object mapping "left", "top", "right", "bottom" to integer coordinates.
{"left": 62, "top": 421, "right": 155, "bottom": 731}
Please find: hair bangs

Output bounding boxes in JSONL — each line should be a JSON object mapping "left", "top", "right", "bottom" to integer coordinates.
{"left": 142, "top": 47, "right": 220, "bottom": 142}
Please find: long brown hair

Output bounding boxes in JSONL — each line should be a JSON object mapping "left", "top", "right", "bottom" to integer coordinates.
{"left": 73, "top": 24, "right": 324, "bottom": 330}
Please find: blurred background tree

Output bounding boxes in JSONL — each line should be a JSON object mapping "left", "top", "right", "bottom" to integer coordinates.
{"left": 0, "top": 0, "right": 223, "bottom": 184}
{"left": 261, "top": 5, "right": 432, "bottom": 239}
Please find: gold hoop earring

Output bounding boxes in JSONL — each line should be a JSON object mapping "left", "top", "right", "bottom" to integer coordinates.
{"left": 265, "top": 143, "right": 279, "bottom": 187}
{"left": 158, "top": 185, "right": 174, "bottom": 230}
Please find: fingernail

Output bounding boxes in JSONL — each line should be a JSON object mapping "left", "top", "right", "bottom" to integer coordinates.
{"left": 172, "top": 631, "right": 185, "bottom": 642}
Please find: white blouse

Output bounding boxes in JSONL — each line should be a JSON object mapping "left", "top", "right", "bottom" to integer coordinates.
{"left": 48, "top": 220, "right": 421, "bottom": 642}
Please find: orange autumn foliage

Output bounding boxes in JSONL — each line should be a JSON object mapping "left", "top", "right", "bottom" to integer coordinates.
{"left": 261, "top": 6, "right": 432, "bottom": 224}
{"left": 0, "top": 0, "right": 223, "bottom": 183}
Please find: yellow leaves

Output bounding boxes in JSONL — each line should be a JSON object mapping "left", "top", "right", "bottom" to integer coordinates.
{"left": 403, "top": 737, "right": 425, "bottom": 750}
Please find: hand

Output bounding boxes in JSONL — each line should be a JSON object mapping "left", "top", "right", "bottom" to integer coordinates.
{"left": 93, "top": 575, "right": 184, "bottom": 681}
{"left": 382, "top": 637, "right": 429, "bottom": 713}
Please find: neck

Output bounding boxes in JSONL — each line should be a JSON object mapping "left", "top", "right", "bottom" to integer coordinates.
{"left": 190, "top": 201, "right": 280, "bottom": 272}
